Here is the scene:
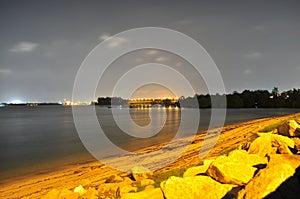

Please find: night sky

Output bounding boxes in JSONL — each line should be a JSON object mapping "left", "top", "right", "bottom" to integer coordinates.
{"left": 1, "top": 0, "right": 300, "bottom": 102}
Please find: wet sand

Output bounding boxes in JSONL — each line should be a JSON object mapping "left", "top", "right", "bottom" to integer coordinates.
{"left": 1, "top": 113, "right": 299, "bottom": 198}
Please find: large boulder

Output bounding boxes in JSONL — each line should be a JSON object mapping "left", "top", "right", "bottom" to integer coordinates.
{"left": 248, "top": 135, "right": 274, "bottom": 157}
{"left": 268, "top": 133, "right": 295, "bottom": 148}
{"left": 161, "top": 176, "right": 235, "bottom": 199}
{"left": 277, "top": 120, "right": 300, "bottom": 137}
{"left": 277, "top": 122, "right": 291, "bottom": 137}
{"left": 122, "top": 188, "right": 164, "bottom": 199}
{"left": 267, "top": 154, "right": 300, "bottom": 169}
{"left": 265, "top": 167, "right": 300, "bottom": 199}
{"left": 248, "top": 133, "right": 294, "bottom": 157}
{"left": 237, "top": 154, "right": 300, "bottom": 199}
{"left": 269, "top": 133, "right": 295, "bottom": 154}
{"left": 183, "top": 159, "right": 214, "bottom": 177}
{"left": 227, "top": 150, "right": 268, "bottom": 166}
{"left": 206, "top": 155, "right": 257, "bottom": 185}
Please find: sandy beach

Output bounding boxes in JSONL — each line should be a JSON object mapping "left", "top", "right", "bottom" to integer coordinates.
{"left": 1, "top": 113, "right": 300, "bottom": 198}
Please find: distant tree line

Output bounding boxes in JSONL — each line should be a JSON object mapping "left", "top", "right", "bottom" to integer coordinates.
{"left": 192, "top": 87, "right": 300, "bottom": 108}
{"left": 95, "top": 88, "right": 300, "bottom": 108}
{"left": 95, "top": 97, "right": 128, "bottom": 106}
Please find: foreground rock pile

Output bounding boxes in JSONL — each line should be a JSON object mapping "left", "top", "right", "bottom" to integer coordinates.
{"left": 42, "top": 120, "right": 300, "bottom": 199}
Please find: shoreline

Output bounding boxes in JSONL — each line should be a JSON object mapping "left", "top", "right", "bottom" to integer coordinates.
{"left": 1, "top": 112, "right": 300, "bottom": 198}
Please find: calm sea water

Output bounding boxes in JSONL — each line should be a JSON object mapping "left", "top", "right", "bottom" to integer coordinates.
{"left": 0, "top": 106, "right": 299, "bottom": 182}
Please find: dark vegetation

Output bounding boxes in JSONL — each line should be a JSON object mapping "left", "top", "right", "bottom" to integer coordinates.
{"left": 96, "top": 87, "right": 300, "bottom": 109}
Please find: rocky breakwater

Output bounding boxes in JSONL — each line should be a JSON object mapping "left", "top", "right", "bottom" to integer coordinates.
{"left": 42, "top": 119, "right": 300, "bottom": 199}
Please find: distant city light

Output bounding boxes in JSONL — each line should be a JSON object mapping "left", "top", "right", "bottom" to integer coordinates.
{"left": 63, "top": 98, "right": 91, "bottom": 106}
{"left": 9, "top": 99, "right": 24, "bottom": 104}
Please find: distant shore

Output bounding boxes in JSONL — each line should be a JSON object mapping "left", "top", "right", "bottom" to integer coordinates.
{"left": 1, "top": 112, "right": 300, "bottom": 198}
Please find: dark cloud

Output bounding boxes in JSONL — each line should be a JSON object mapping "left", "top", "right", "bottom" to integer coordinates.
{"left": 0, "top": 0, "right": 300, "bottom": 102}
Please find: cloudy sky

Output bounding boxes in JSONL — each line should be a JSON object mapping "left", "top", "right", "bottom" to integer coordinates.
{"left": 1, "top": 0, "right": 300, "bottom": 102}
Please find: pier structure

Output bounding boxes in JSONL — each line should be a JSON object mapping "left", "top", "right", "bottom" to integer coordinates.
{"left": 128, "top": 98, "right": 179, "bottom": 108}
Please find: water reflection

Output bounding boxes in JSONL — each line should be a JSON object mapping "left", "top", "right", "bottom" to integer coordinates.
{"left": 97, "top": 107, "right": 182, "bottom": 152}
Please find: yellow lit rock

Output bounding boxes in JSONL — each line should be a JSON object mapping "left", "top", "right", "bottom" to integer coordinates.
{"left": 73, "top": 185, "right": 87, "bottom": 195}
{"left": 227, "top": 150, "right": 268, "bottom": 166}
{"left": 183, "top": 159, "right": 214, "bottom": 177}
{"left": 248, "top": 135, "right": 273, "bottom": 157}
{"left": 161, "top": 176, "right": 235, "bottom": 199}
{"left": 122, "top": 188, "right": 164, "bottom": 199}
{"left": 237, "top": 155, "right": 300, "bottom": 199}
{"left": 249, "top": 133, "right": 295, "bottom": 157}
{"left": 206, "top": 155, "right": 257, "bottom": 185}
